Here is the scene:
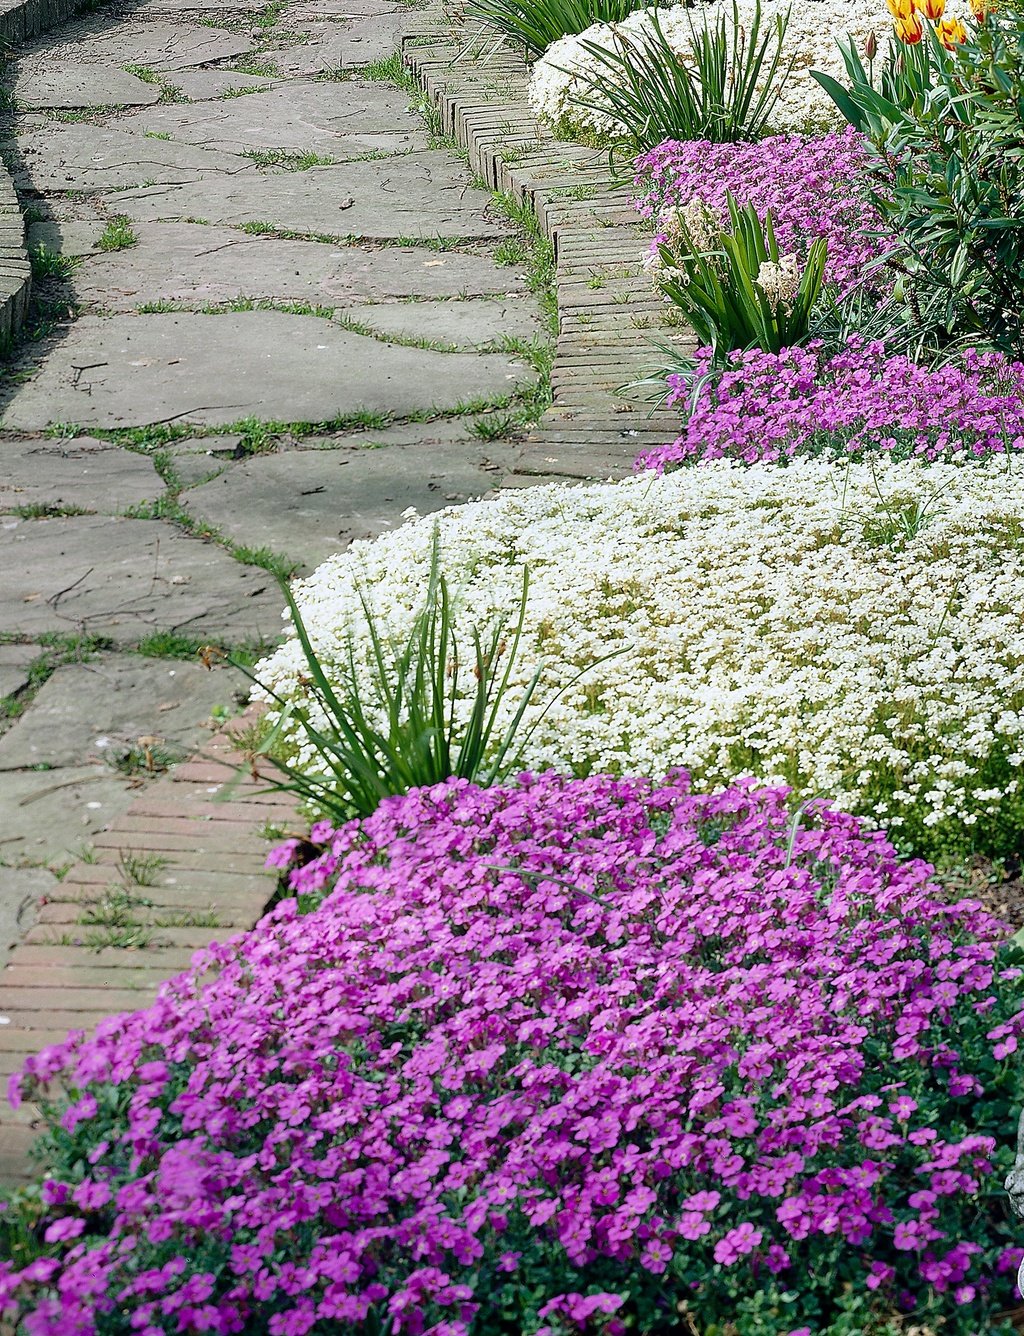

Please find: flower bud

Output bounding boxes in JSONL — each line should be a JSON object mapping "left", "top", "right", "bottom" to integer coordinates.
{"left": 864, "top": 29, "right": 879, "bottom": 58}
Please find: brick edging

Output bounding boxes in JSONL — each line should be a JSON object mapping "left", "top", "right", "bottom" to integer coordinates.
{"left": 401, "top": 15, "right": 685, "bottom": 483}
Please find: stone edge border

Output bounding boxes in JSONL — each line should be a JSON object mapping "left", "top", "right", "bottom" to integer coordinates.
{"left": 401, "top": 13, "right": 687, "bottom": 484}
{"left": 0, "top": 0, "right": 98, "bottom": 349}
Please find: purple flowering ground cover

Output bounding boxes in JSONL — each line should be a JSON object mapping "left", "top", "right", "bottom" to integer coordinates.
{"left": 3, "top": 773, "right": 1023, "bottom": 1334}
{"left": 638, "top": 338, "right": 1024, "bottom": 471}
{"left": 633, "top": 129, "right": 890, "bottom": 293}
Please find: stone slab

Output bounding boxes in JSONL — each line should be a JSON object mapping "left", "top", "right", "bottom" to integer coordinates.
{"left": 132, "top": 0, "right": 255, "bottom": 10}
{"left": 0, "top": 868, "right": 52, "bottom": 964}
{"left": 0, "top": 766, "right": 139, "bottom": 865}
{"left": 343, "top": 297, "right": 545, "bottom": 348}
{"left": 112, "top": 153, "right": 507, "bottom": 240}
{"left": 127, "top": 80, "right": 423, "bottom": 152}
{"left": 11, "top": 63, "right": 163, "bottom": 110}
{"left": 287, "top": 0, "right": 425, "bottom": 15}
{"left": 0, "top": 436, "right": 163, "bottom": 514}
{"left": 26, "top": 219, "right": 107, "bottom": 258}
{"left": 25, "top": 19, "right": 254, "bottom": 73}
{"left": 0, "top": 646, "right": 39, "bottom": 702}
{"left": 1, "top": 312, "right": 533, "bottom": 430}
{"left": 258, "top": 15, "right": 419, "bottom": 72}
{"left": 13, "top": 123, "right": 254, "bottom": 193}
{"left": 0, "top": 656, "right": 241, "bottom": 770}
{"left": 71, "top": 222, "right": 526, "bottom": 309}
{"left": 184, "top": 428, "right": 516, "bottom": 570}
{"left": 168, "top": 71, "right": 278, "bottom": 100}
{"left": 0, "top": 516, "right": 283, "bottom": 643}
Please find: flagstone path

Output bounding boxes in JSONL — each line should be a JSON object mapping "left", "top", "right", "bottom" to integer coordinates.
{"left": 0, "top": 0, "right": 683, "bottom": 1184}
{"left": 0, "top": 0, "right": 547, "bottom": 931}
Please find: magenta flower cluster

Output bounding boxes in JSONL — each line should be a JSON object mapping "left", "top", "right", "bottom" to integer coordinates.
{"left": 633, "top": 129, "right": 891, "bottom": 292}
{"left": 3, "top": 773, "right": 1022, "bottom": 1334}
{"left": 638, "top": 338, "right": 1024, "bottom": 470}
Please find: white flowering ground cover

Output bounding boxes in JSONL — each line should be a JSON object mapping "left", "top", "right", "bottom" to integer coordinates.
{"left": 528, "top": 0, "right": 897, "bottom": 137}
{"left": 256, "top": 457, "right": 1024, "bottom": 860}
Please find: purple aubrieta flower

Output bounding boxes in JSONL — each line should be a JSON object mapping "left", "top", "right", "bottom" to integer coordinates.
{"left": 638, "top": 339, "right": 1024, "bottom": 472}
{"left": 634, "top": 129, "right": 890, "bottom": 294}
{"left": 713, "top": 1223, "right": 763, "bottom": 1265}
{"left": 3, "top": 773, "right": 1021, "bottom": 1331}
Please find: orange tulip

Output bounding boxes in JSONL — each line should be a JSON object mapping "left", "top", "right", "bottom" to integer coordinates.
{"left": 885, "top": 0, "right": 915, "bottom": 20}
{"left": 937, "top": 14, "right": 968, "bottom": 42}
{"left": 895, "top": 11, "right": 925, "bottom": 41}
{"left": 968, "top": 0, "right": 992, "bottom": 21}
{"left": 914, "top": 0, "right": 945, "bottom": 20}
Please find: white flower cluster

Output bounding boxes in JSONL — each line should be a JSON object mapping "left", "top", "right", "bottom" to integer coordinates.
{"left": 755, "top": 254, "right": 801, "bottom": 311}
{"left": 255, "top": 458, "right": 1024, "bottom": 843}
{"left": 527, "top": 1, "right": 890, "bottom": 137}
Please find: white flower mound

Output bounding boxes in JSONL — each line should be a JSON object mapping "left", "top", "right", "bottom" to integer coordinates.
{"left": 255, "top": 459, "right": 1024, "bottom": 844}
{"left": 528, "top": 2, "right": 890, "bottom": 137}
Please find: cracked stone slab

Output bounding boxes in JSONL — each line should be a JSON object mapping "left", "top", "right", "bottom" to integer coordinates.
{"left": 0, "top": 516, "right": 282, "bottom": 643}
{"left": 113, "top": 153, "right": 507, "bottom": 240}
{"left": 342, "top": 298, "right": 547, "bottom": 348}
{"left": 184, "top": 426, "right": 517, "bottom": 570}
{"left": 169, "top": 71, "right": 278, "bottom": 100}
{"left": 71, "top": 223, "right": 528, "bottom": 310}
{"left": 11, "top": 64, "right": 164, "bottom": 110}
{"left": 284, "top": 0, "right": 424, "bottom": 16}
{"left": 27, "top": 219, "right": 109, "bottom": 258}
{"left": 258, "top": 15, "right": 420, "bottom": 72}
{"left": 0, "top": 656, "right": 241, "bottom": 771}
{"left": 23, "top": 20, "right": 255, "bottom": 73}
{"left": 0, "top": 437, "right": 163, "bottom": 514}
{"left": 0, "top": 766, "right": 141, "bottom": 864}
{"left": 12, "top": 123, "right": 254, "bottom": 194}
{"left": 1, "top": 312, "right": 534, "bottom": 430}
{"left": 0, "top": 646, "right": 39, "bottom": 702}
{"left": 128, "top": 80, "right": 425, "bottom": 153}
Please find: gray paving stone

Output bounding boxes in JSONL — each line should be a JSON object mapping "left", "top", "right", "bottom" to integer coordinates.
{"left": 0, "top": 767, "right": 139, "bottom": 865}
{"left": 71, "top": 223, "right": 525, "bottom": 310}
{"left": 133, "top": 0, "right": 257, "bottom": 10}
{"left": 288, "top": 0, "right": 423, "bottom": 14}
{"left": 13, "top": 123, "right": 254, "bottom": 193}
{"left": 28, "top": 19, "right": 254, "bottom": 73}
{"left": 0, "top": 646, "right": 39, "bottom": 702}
{"left": 127, "top": 80, "right": 424, "bottom": 153}
{"left": 0, "top": 516, "right": 283, "bottom": 643}
{"left": 184, "top": 428, "right": 517, "bottom": 570}
{"left": 169, "top": 71, "right": 278, "bottom": 100}
{"left": 0, "top": 656, "right": 242, "bottom": 771}
{"left": 0, "top": 867, "right": 52, "bottom": 961}
{"left": 27, "top": 219, "right": 108, "bottom": 258}
{"left": 0, "top": 437, "right": 163, "bottom": 514}
{"left": 1, "top": 312, "right": 534, "bottom": 431}
{"left": 113, "top": 153, "right": 507, "bottom": 240}
{"left": 259, "top": 15, "right": 420, "bottom": 72}
{"left": 342, "top": 297, "right": 546, "bottom": 348}
{"left": 11, "top": 64, "right": 164, "bottom": 110}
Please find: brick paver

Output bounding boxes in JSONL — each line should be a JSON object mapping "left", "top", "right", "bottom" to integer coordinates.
{"left": 0, "top": 710, "right": 298, "bottom": 1183}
